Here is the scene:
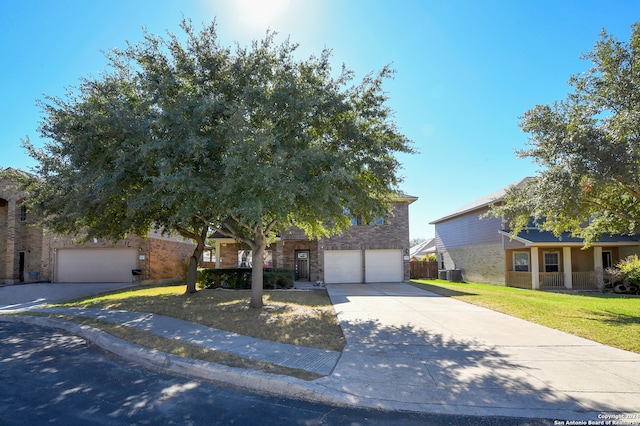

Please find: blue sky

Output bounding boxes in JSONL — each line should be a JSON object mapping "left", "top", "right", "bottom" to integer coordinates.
{"left": 1, "top": 0, "right": 639, "bottom": 240}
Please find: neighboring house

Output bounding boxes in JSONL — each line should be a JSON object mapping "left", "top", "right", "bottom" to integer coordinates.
{"left": 0, "top": 169, "right": 195, "bottom": 284}
{"left": 430, "top": 178, "right": 640, "bottom": 290}
{"left": 210, "top": 194, "right": 418, "bottom": 284}
{"left": 410, "top": 237, "right": 436, "bottom": 261}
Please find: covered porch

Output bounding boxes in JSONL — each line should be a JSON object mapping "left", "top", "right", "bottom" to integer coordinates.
{"left": 501, "top": 231, "right": 640, "bottom": 290}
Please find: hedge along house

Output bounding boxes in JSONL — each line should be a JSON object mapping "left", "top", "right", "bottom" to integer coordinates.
{"left": 430, "top": 178, "right": 640, "bottom": 290}
{"left": 0, "top": 168, "right": 195, "bottom": 284}
{"left": 209, "top": 194, "right": 418, "bottom": 284}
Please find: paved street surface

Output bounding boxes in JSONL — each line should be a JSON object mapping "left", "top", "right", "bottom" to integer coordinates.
{"left": 0, "top": 321, "right": 552, "bottom": 425}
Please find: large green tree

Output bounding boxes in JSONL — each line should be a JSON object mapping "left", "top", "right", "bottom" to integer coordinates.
{"left": 489, "top": 22, "right": 640, "bottom": 246}
{"left": 25, "top": 19, "right": 413, "bottom": 307}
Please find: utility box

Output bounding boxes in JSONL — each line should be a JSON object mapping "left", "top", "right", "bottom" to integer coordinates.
{"left": 447, "top": 269, "right": 462, "bottom": 282}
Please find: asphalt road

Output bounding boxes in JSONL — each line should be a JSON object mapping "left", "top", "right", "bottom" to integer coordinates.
{"left": 0, "top": 321, "right": 552, "bottom": 425}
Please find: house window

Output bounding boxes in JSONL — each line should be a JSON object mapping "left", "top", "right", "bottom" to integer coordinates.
{"left": 344, "top": 208, "right": 385, "bottom": 226}
{"left": 602, "top": 251, "right": 612, "bottom": 269}
{"left": 543, "top": 251, "right": 560, "bottom": 272}
{"left": 513, "top": 252, "right": 529, "bottom": 272}
{"left": 369, "top": 217, "right": 385, "bottom": 226}
{"left": 202, "top": 249, "right": 215, "bottom": 263}
{"left": 20, "top": 205, "right": 27, "bottom": 222}
{"left": 237, "top": 250, "right": 273, "bottom": 268}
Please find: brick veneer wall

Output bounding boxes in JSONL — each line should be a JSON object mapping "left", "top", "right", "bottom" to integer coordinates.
{"left": 444, "top": 243, "right": 506, "bottom": 285}
{"left": 147, "top": 236, "right": 195, "bottom": 281}
{"left": 0, "top": 196, "right": 45, "bottom": 283}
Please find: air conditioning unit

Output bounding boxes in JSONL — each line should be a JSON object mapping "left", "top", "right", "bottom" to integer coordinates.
{"left": 447, "top": 269, "right": 462, "bottom": 282}
{"left": 438, "top": 270, "right": 447, "bottom": 280}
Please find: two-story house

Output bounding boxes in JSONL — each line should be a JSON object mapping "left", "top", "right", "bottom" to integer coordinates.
{"left": 210, "top": 194, "right": 418, "bottom": 284}
{"left": 430, "top": 178, "right": 640, "bottom": 290}
{"left": 1, "top": 168, "right": 195, "bottom": 284}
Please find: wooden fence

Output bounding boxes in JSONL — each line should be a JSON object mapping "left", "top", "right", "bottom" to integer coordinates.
{"left": 410, "top": 261, "right": 438, "bottom": 279}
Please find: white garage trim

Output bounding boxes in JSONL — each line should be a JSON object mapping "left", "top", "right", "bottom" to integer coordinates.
{"left": 56, "top": 248, "right": 138, "bottom": 283}
{"left": 365, "top": 249, "right": 403, "bottom": 283}
{"left": 324, "top": 250, "right": 362, "bottom": 284}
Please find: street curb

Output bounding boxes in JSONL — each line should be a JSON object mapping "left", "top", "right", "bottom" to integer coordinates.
{"left": 0, "top": 315, "right": 349, "bottom": 407}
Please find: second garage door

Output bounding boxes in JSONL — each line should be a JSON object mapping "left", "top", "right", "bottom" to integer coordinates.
{"left": 56, "top": 248, "right": 138, "bottom": 283}
{"left": 324, "top": 250, "right": 362, "bottom": 283}
{"left": 365, "top": 249, "right": 403, "bottom": 283}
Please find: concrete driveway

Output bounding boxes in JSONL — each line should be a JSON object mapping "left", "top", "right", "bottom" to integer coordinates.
{"left": 0, "top": 282, "right": 134, "bottom": 312}
{"left": 321, "top": 282, "right": 640, "bottom": 419}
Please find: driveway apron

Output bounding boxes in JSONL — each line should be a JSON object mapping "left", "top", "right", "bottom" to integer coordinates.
{"left": 321, "top": 282, "right": 640, "bottom": 419}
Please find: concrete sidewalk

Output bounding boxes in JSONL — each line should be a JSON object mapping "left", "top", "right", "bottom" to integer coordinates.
{"left": 1, "top": 282, "right": 639, "bottom": 422}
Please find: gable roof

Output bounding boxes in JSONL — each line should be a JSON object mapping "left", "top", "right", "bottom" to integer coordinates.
{"left": 410, "top": 237, "right": 436, "bottom": 258}
{"left": 429, "top": 177, "right": 531, "bottom": 224}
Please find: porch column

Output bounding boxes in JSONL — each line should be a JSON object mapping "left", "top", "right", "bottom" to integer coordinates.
{"left": 563, "top": 246, "right": 572, "bottom": 289}
{"left": 593, "top": 246, "right": 603, "bottom": 288}
{"left": 531, "top": 247, "right": 540, "bottom": 290}
{"left": 215, "top": 240, "right": 221, "bottom": 269}
{"left": 275, "top": 240, "right": 284, "bottom": 269}
{"left": 4, "top": 199, "right": 16, "bottom": 284}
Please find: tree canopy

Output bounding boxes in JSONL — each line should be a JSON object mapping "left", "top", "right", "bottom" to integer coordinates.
{"left": 488, "top": 22, "right": 640, "bottom": 246}
{"left": 24, "top": 19, "right": 413, "bottom": 306}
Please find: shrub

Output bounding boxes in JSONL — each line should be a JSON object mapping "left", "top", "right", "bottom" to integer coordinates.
{"left": 197, "top": 268, "right": 295, "bottom": 290}
{"left": 197, "top": 268, "right": 252, "bottom": 289}
{"left": 617, "top": 255, "right": 640, "bottom": 286}
{"left": 264, "top": 269, "right": 295, "bottom": 289}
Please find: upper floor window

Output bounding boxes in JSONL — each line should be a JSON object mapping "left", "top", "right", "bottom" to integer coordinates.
{"left": 344, "top": 208, "right": 385, "bottom": 226}
{"left": 19, "top": 205, "right": 27, "bottom": 222}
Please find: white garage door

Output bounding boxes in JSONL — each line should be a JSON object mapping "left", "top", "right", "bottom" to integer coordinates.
{"left": 365, "top": 249, "right": 403, "bottom": 283}
{"left": 56, "top": 248, "right": 138, "bottom": 283}
{"left": 324, "top": 250, "right": 362, "bottom": 283}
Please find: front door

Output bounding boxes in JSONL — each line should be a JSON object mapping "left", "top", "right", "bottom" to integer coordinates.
{"left": 295, "top": 250, "right": 310, "bottom": 281}
{"left": 19, "top": 252, "right": 25, "bottom": 282}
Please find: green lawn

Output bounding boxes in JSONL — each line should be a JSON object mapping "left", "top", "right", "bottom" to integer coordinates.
{"left": 411, "top": 280, "right": 640, "bottom": 353}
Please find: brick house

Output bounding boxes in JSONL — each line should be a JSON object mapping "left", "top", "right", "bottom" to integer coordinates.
{"left": 209, "top": 194, "right": 418, "bottom": 284}
{"left": 430, "top": 178, "right": 640, "bottom": 289}
{"left": 0, "top": 169, "right": 195, "bottom": 284}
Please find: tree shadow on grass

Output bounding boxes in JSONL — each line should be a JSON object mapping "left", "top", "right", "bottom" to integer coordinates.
{"left": 586, "top": 310, "right": 640, "bottom": 326}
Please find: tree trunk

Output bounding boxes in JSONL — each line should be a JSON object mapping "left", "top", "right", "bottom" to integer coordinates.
{"left": 185, "top": 236, "right": 205, "bottom": 294}
{"left": 249, "top": 232, "right": 266, "bottom": 309}
{"left": 185, "top": 255, "right": 199, "bottom": 293}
